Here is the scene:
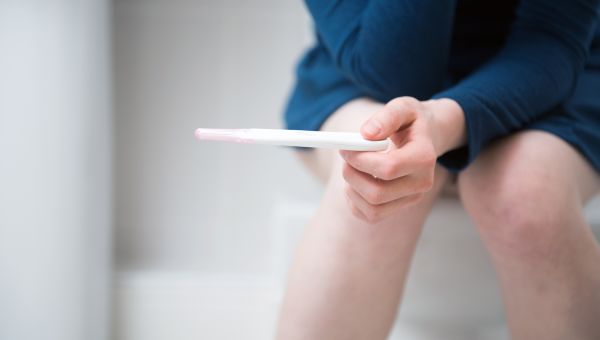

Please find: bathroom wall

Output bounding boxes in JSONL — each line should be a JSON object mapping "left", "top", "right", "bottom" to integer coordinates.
{"left": 112, "top": 3, "right": 321, "bottom": 336}
{"left": 0, "top": 1, "right": 112, "bottom": 340}
{"left": 113, "top": 0, "right": 318, "bottom": 278}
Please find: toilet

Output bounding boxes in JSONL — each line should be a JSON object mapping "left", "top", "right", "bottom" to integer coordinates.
{"left": 390, "top": 196, "right": 506, "bottom": 340}
{"left": 271, "top": 194, "right": 600, "bottom": 340}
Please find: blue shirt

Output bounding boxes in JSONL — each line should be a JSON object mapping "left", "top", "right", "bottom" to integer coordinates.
{"left": 284, "top": 0, "right": 600, "bottom": 172}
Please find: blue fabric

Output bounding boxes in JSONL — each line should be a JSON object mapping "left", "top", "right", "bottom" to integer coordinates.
{"left": 284, "top": 0, "right": 600, "bottom": 173}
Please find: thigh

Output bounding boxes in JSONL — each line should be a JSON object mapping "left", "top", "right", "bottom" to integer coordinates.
{"left": 456, "top": 131, "right": 600, "bottom": 340}
{"left": 279, "top": 100, "right": 451, "bottom": 340}
{"left": 458, "top": 130, "right": 600, "bottom": 221}
{"left": 295, "top": 97, "right": 384, "bottom": 183}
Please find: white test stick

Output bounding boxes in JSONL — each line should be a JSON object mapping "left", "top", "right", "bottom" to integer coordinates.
{"left": 194, "top": 128, "right": 390, "bottom": 151}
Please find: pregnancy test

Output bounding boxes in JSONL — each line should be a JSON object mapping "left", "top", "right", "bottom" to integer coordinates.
{"left": 194, "top": 128, "right": 390, "bottom": 151}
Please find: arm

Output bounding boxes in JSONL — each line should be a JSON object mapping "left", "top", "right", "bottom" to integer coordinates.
{"left": 338, "top": 0, "right": 599, "bottom": 221}
{"left": 305, "top": 0, "right": 456, "bottom": 101}
{"left": 433, "top": 0, "right": 600, "bottom": 171}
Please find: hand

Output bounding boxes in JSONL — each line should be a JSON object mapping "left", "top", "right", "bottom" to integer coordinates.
{"left": 339, "top": 97, "right": 465, "bottom": 223}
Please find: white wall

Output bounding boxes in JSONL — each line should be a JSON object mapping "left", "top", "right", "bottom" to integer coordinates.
{"left": 113, "top": 0, "right": 319, "bottom": 274}
{"left": 0, "top": 1, "right": 112, "bottom": 340}
{"left": 112, "top": 3, "right": 323, "bottom": 337}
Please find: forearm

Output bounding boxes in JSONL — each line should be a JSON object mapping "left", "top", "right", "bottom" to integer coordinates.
{"left": 428, "top": 0, "right": 600, "bottom": 171}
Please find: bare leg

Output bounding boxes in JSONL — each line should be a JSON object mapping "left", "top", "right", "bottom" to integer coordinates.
{"left": 458, "top": 131, "right": 600, "bottom": 340}
{"left": 276, "top": 98, "right": 449, "bottom": 340}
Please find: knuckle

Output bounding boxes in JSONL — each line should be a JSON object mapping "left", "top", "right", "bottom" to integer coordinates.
{"left": 385, "top": 99, "right": 409, "bottom": 118}
{"left": 341, "top": 163, "right": 353, "bottom": 182}
{"left": 350, "top": 205, "right": 362, "bottom": 219}
{"left": 348, "top": 202, "right": 360, "bottom": 217}
{"left": 388, "top": 96, "right": 419, "bottom": 111}
{"left": 340, "top": 151, "right": 353, "bottom": 165}
{"left": 381, "top": 97, "right": 421, "bottom": 126}
{"left": 411, "top": 193, "right": 425, "bottom": 204}
{"left": 419, "top": 176, "right": 434, "bottom": 193}
{"left": 380, "top": 106, "right": 403, "bottom": 124}
{"left": 379, "top": 162, "right": 398, "bottom": 180}
{"left": 400, "top": 96, "right": 420, "bottom": 107}
{"left": 364, "top": 206, "right": 382, "bottom": 223}
{"left": 343, "top": 193, "right": 360, "bottom": 217}
{"left": 390, "top": 96, "right": 416, "bottom": 107}
{"left": 365, "top": 186, "right": 385, "bottom": 205}
{"left": 388, "top": 97, "right": 406, "bottom": 108}
{"left": 421, "top": 150, "right": 437, "bottom": 168}
{"left": 404, "top": 194, "right": 425, "bottom": 207}
{"left": 343, "top": 184, "right": 354, "bottom": 198}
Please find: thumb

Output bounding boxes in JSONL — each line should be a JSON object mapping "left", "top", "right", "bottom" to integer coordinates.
{"left": 360, "top": 98, "right": 418, "bottom": 140}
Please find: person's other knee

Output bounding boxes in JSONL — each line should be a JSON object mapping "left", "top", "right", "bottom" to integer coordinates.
{"left": 458, "top": 137, "right": 577, "bottom": 258}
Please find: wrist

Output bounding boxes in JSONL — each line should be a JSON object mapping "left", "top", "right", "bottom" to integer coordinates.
{"left": 424, "top": 98, "right": 467, "bottom": 156}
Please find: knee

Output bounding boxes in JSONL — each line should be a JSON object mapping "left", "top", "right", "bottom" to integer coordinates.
{"left": 458, "top": 161, "right": 576, "bottom": 259}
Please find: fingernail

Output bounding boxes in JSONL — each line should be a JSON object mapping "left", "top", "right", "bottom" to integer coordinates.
{"left": 363, "top": 120, "right": 381, "bottom": 136}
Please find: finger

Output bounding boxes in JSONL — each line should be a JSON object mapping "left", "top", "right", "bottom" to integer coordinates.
{"left": 342, "top": 162, "right": 433, "bottom": 204}
{"left": 341, "top": 162, "right": 415, "bottom": 204}
{"left": 344, "top": 184, "right": 424, "bottom": 223}
{"left": 343, "top": 188, "right": 368, "bottom": 221}
{"left": 340, "top": 142, "right": 434, "bottom": 180}
{"left": 360, "top": 97, "right": 419, "bottom": 140}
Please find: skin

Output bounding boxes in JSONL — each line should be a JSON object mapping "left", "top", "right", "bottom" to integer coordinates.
{"left": 275, "top": 96, "right": 600, "bottom": 340}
